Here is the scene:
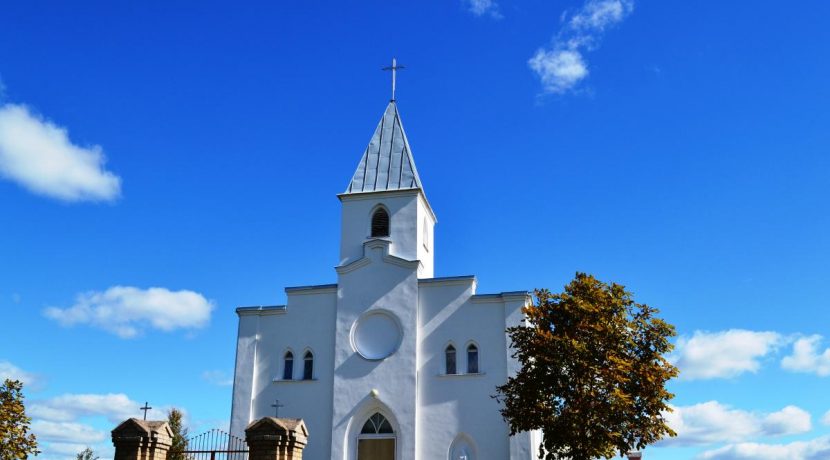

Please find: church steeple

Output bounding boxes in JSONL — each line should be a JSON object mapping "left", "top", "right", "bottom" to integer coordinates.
{"left": 338, "top": 100, "right": 436, "bottom": 278}
{"left": 344, "top": 101, "right": 423, "bottom": 194}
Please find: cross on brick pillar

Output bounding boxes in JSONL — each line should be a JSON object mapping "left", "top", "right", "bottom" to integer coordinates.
{"left": 245, "top": 417, "right": 308, "bottom": 460}
{"left": 111, "top": 418, "right": 173, "bottom": 460}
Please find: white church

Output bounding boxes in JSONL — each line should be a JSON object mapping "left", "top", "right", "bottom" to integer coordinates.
{"left": 229, "top": 97, "right": 541, "bottom": 460}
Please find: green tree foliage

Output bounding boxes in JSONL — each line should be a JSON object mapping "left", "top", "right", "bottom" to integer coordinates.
{"left": 495, "top": 273, "right": 679, "bottom": 460}
{"left": 167, "top": 408, "right": 188, "bottom": 460}
{"left": 0, "top": 379, "right": 39, "bottom": 460}
{"left": 76, "top": 447, "right": 99, "bottom": 460}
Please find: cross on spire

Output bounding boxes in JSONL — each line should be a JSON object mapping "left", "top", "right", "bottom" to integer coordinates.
{"left": 140, "top": 402, "right": 152, "bottom": 420}
{"left": 382, "top": 57, "right": 405, "bottom": 101}
{"left": 271, "top": 399, "right": 285, "bottom": 417}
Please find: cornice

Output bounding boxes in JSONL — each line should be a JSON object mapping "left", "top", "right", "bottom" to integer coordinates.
{"left": 285, "top": 283, "right": 338, "bottom": 295}
{"left": 418, "top": 275, "right": 477, "bottom": 288}
{"left": 236, "top": 305, "right": 287, "bottom": 316}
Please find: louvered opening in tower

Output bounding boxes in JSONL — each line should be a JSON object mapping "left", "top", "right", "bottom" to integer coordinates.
{"left": 371, "top": 208, "right": 390, "bottom": 237}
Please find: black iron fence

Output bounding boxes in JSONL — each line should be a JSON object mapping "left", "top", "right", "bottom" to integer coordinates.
{"left": 181, "top": 428, "right": 248, "bottom": 460}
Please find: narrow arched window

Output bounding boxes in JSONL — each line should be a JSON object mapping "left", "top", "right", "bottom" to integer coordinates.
{"left": 371, "top": 208, "right": 390, "bottom": 237}
{"left": 467, "top": 344, "right": 479, "bottom": 374}
{"left": 303, "top": 351, "right": 314, "bottom": 380}
{"left": 423, "top": 217, "right": 429, "bottom": 251}
{"left": 283, "top": 351, "right": 294, "bottom": 380}
{"left": 445, "top": 345, "right": 457, "bottom": 375}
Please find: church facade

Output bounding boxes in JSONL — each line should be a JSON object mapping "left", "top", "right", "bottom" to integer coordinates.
{"left": 229, "top": 100, "right": 540, "bottom": 460}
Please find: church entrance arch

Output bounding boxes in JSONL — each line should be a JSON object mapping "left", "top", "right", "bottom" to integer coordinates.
{"left": 356, "top": 412, "right": 395, "bottom": 460}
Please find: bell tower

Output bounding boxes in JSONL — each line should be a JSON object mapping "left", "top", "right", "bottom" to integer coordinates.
{"left": 338, "top": 101, "right": 436, "bottom": 278}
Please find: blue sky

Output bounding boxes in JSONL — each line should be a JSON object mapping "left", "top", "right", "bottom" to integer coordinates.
{"left": 1, "top": 1, "right": 829, "bottom": 459}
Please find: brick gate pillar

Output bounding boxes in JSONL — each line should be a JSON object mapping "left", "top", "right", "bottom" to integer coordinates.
{"left": 245, "top": 417, "right": 308, "bottom": 460}
{"left": 111, "top": 419, "right": 173, "bottom": 460}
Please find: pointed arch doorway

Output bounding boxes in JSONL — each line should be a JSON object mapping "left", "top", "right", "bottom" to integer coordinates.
{"left": 357, "top": 412, "right": 395, "bottom": 460}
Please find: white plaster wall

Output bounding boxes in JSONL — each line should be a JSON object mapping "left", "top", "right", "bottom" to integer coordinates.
{"left": 331, "top": 240, "right": 420, "bottom": 460}
{"left": 417, "top": 281, "right": 514, "bottom": 460}
{"left": 339, "top": 190, "right": 434, "bottom": 278}
{"left": 415, "top": 194, "right": 436, "bottom": 278}
{"left": 502, "top": 294, "right": 537, "bottom": 460}
{"left": 230, "top": 315, "right": 260, "bottom": 439}
{"left": 229, "top": 288, "right": 337, "bottom": 460}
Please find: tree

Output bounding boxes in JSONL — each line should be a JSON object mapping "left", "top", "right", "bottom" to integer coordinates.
{"left": 495, "top": 273, "right": 679, "bottom": 460}
{"left": 76, "top": 447, "right": 99, "bottom": 460}
{"left": 0, "top": 379, "right": 39, "bottom": 460}
{"left": 167, "top": 408, "right": 189, "bottom": 460}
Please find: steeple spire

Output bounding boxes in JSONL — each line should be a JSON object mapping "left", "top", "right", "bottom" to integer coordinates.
{"left": 344, "top": 101, "right": 423, "bottom": 194}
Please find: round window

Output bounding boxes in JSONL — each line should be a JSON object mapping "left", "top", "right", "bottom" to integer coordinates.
{"left": 351, "top": 311, "right": 403, "bottom": 360}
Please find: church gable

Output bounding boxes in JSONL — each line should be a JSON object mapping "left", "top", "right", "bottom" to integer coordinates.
{"left": 336, "top": 238, "right": 421, "bottom": 276}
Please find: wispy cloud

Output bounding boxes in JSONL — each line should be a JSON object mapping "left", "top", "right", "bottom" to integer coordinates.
{"left": 0, "top": 103, "right": 121, "bottom": 202}
{"left": 781, "top": 335, "right": 830, "bottom": 376}
{"left": 0, "top": 360, "right": 40, "bottom": 388}
{"left": 671, "top": 329, "right": 783, "bottom": 380}
{"left": 31, "top": 420, "right": 107, "bottom": 444}
{"left": 40, "top": 442, "right": 96, "bottom": 459}
{"left": 464, "top": 0, "right": 501, "bottom": 19}
{"left": 699, "top": 435, "right": 830, "bottom": 460}
{"left": 823, "top": 410, "right": 830, "bottom": 426}
{"left": 29, "top": 393, "right": 168, "bottom": 423}
{"left": 29, "top": 392, "right": 181, "bottom": 460}
{"left": 529, "top": 0, "right": 633, "bottom": 94}
{"left": 44, "top": 286, "right": 214, "bottom": 338}
{"left": 201, "top": 370, "right": 233, "bottom": 387}
{"left": 662, "top": 401, "right": 812, "bottom": 447}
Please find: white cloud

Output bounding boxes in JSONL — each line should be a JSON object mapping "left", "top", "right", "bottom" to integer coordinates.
{"left": 465, "top": 0, "right": 501, "bottom": 18}
{"left": 662, "top": 401, "right": 811, "bottom": 447}
{"left": 42, "top": 442, "right": 91, "bottom": 457}
{"left": 762, "top": 406, "right": 812, "bottom": 436}
{"left": 529, "top": 0, "right": 633, "bottom": 94}
{"left": 823, "top": 410, "right": 830, "bottom": 426}
{"left": 699, "top": 436, "right": 830, "bottom": 460}
{"left": 0, "top": 360, "right": 39, "bottom": 387}
{"left": 528, "top": 49, "right": 589, "bottom": 95}
{"left": 44, "top": 286, "right": 214, "bottom": 338}
{"left": 28, "top": 393, "right": 171, "bottom": 460}
{"left": 671, "top": 329, "right": 783, "bottom": 380}
{"left": 570, "top": 0, "right": 630, "bottom": 31}
{"left": 201, "top": 370, "right": 233, "bottom": 387}
{"left": 28, "top": 393, "right": 166, "bottom": 423}
{"left": 31, "top": 420, "right": 106, "bottom": 444}
{"left": 781, "top": 335, "right": 830, "bottom": 376}
{"left": 0, "top": 103, "right": 121, "bottom": 202}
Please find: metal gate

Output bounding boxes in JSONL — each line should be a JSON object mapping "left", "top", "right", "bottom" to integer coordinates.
{"left": 181, "top": 428, "right": 248, "bottom": 460}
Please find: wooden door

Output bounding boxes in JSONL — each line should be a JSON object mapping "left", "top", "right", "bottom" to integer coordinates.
{"left": 357, "top": 438, "right": 395, "bottom": 460}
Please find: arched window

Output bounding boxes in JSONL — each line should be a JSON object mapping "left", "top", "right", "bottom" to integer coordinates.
{"left": 371, "top": 208, "right": 390, "bottom": 237}
{"left": 358, "top": 412, "right": 395, "bottom": 459}
{"left": 423, "top": 217, "right": 429, "bottom": 250}
{"left": 445, "top": 345, "right": 457, "bottom": 375}
{"left": 303, "top": 351, "right": 314, "bottom": 380}
{"left": 449, "top": 434, "right": 477, "bottom": 460}
{"left": 282, "top": 351, "right": 294, "bottom": 380}
{"left": 360, "top": 413, "right": 394, "bottom": 434}
{"left": 467, "top": 344, "right": 479, "bottom": 374}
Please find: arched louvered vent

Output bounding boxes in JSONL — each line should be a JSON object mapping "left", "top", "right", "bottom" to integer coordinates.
{"left": 371, "top": 208, "right": 390, "bottom": 237}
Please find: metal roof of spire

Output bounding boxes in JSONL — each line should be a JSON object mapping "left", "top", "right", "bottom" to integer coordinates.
{"left": 344, "top": 101, "right": 423, "bottom": 194}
